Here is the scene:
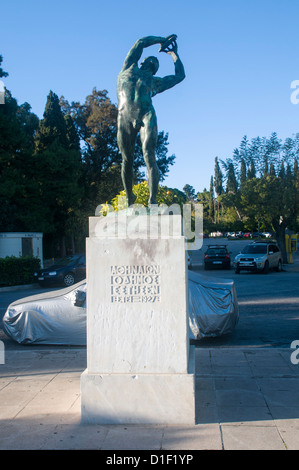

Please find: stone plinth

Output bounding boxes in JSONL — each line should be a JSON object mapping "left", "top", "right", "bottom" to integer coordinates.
{"left": 80, "top": 212, "right": 195, "bottom": 424}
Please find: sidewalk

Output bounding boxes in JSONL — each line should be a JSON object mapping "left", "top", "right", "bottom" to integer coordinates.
{"left": 0, "top": 347, "right": 299, "bottom": 450}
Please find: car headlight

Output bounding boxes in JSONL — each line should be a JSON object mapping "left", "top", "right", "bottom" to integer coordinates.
{"left": 48, "top": 271, "right": 57, "bottom": 276}
{"left": 256, "top": 257, "right": 266, "bottom": 267}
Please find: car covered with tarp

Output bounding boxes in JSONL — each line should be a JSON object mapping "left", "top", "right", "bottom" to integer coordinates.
{"left": 2, "top": 272, "right": 238, "bottom": 345}
{"left": 188, "top": 271, "right": 239, "bottom": 339}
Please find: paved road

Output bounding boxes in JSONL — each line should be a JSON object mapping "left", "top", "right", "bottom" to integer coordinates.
{"left": 1, "top": 238, "right": 298, "bottom": 349}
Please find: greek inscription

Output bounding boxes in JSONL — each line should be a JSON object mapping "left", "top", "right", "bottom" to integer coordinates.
{"left": 110, "top": 265, "right": 161, "bottom": 303}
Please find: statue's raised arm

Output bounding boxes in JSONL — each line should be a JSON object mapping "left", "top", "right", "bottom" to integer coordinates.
{"left": 152, "top": 36, "right": 185, "bottom": 96}
{"left": 121, "top": 36, "right": 167, "bottom": 72}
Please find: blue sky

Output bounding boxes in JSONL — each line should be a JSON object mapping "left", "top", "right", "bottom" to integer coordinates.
{"left": 1, "top": 0, "right": 299, "bottom": 193}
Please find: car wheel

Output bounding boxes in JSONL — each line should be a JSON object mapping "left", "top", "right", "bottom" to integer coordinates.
{"left": 263, "top": 261, "right": 269, "bottom": 274}
{"left": 275, "top": 260, "right": 282, "bottom": 272}
{"left": 63, "top": 272, "right": 75, "bottom": 287}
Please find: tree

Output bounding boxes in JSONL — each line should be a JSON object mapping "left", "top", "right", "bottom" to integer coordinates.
{"left": 208, "top": 132, "right": 298, "bottom": 258}
{"left": 197, "top": 188, "right": 211, "bottom": 221}
{"left": 0, "top": 55, "right": 8, "bottom": 78}
{"left": 240, "top": 173, "right": 296, "bottom": 262}
{"left": 269, "top": 162, "right": 276, "bottom": 176}
{"left": 35, "top": 91, "right": 68, "bottom": 152}
{"left": 61, "top": 88, "right": 176, "bottom": 208}
{"left": 0, "top": 86, "right": 39, "bottom": 232}
{"left": 226, "top": 163, "right": 238, "bottom": 193}
{"left": 214, "top": 157, "right": 224, "bottom": 196}
{"left": 33, "top": 91, "right": 82, "bottom": 256}
{"left": 240, "top": 158, "right": 247, "bottom": 186}
{"left": 183, "top": 184, "right": 196, "bottom": 202}
{"left": 209, "top": 176, "right": 215, "bottom": 220}
{"left": 247, "top": 160, "right": 256, "bottom": 179}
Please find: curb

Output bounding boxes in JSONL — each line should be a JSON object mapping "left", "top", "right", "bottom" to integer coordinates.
{"left": 0, "top": 284, "right": 39, "bottom": 293}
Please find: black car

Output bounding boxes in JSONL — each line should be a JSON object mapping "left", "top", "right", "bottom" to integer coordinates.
{"left": 204, "top": 245, "right": 231, "bottom": 270}
{"left": 34, "top": 254, "right": 86, "bottom": 287}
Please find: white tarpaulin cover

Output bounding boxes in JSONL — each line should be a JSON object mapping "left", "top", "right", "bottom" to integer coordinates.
{"left": 2, "top": 281, "right": 87, "bottom": 345}
{"left": 2, "top": 273, "right": 238, "bottom": 345}
{"left": 188, "top": 270, "right": 239, "bottom": 339}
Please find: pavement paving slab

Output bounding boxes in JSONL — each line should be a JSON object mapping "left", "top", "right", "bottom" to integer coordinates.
{"left": 0, "top": 346, "right": 299, "bottom": 450}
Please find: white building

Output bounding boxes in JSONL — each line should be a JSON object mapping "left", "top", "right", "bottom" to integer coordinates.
{"left": 0, "top": 232, "right": 43, "bottom": 267}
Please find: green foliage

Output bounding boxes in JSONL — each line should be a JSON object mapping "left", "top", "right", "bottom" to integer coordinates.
{"left": 111, "top": 181, "right": 186, "bottom": 211}
{"left": 0, "top": 256, "right": 41, "bottom": 286}
{"left": 32, "top": 91, "right": 83, "bottom": 255}
{"left": 226, "top": 163, "right": 238, "bottom": 193}
{"left": 183, "top": 184, "right": 196, "bottom": 202}
{"left": 61, "top": 88, "right": 175, "bottom": 206}
{"left": 0, "top": 55, "right": 8, "bottom": 78}
{"left": 214, "top": 157, "right": 224, "bottom": 196}
{"left": 0, "top": 89, "right": 39, "bottom": 231}
{"left": 35, "top": 90, "right": 69, "bottom": 151}
{"left": 208, "top": 133, "right": 299, "bottom": 261}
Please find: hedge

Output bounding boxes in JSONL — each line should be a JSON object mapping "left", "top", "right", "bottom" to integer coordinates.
{"left": 0, "top": 256, "right": 41, "bottom": 287}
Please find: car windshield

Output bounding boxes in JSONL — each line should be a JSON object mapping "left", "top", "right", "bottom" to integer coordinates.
{"left": 207, "top": 248, "right": 227, "bottom": 255}
{"left": 242, "top": 245, "right": 267, "bottom": 254}
{"left": 55, "top": 255, "right": 82, "bottom": 266}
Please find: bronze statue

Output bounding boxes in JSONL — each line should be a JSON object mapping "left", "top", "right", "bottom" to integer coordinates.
{"left": 117, "top": 35, "right": 185, "bottom": 206}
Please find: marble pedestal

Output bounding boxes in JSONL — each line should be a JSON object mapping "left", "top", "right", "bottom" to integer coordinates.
{"left": 80, "top": 212, "right": 195, "bottom": 424}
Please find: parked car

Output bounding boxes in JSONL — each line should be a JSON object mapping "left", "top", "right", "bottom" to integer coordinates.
{"left": 235, "top": 231, "right": 244, "bottom": 238}
{"left": 34, "top": 254, "right": 86, "bottom": 287}
{"left": 2, "top": 272, "right": 239, "bottom": 345}
{"left": 243, "top": 232, "right": 252, "bottom": 238}
{"left": 261, "top": 232, "right": 272, "bottom": 238}
{"left": 2, "top": 281, "right": 87, "bottom": 345}
{"left": 233, "top": 242, "right": 282, "bottom": 274}
{"left": 204, "top": 245, "right": 231, "bottom": 270}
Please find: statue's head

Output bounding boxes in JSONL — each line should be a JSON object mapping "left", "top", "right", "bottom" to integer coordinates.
{"left": 140, "top": 56, "right": 159, "bottom": 75}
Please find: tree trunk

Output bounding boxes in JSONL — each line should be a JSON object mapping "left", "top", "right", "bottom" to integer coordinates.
{"left": 60, "top": 235, "right": 67, "bottom": 257}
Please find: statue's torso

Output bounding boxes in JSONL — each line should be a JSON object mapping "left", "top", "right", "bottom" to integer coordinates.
{"left": 117, "top": 64, "right": 155, "bottom": 122}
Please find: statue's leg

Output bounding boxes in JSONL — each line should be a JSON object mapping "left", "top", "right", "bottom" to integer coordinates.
{"left": 117, "top": 121, "right": 137, "bottom": 207}
{"left": 140, "top": 112, "right": 159, "bottom": 205}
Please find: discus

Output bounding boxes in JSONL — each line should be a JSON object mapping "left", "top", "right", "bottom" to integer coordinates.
{"left": 159, "top": 34, "right": 177, "bottom": 52}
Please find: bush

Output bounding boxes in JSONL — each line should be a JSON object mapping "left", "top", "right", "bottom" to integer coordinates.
{"left": 0, "top": 256, "right": 41, "bottom": 287}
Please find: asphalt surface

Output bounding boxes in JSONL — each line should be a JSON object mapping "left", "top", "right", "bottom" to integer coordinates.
{"left": 191, "top": 238, "right": 299, "bottom": 348}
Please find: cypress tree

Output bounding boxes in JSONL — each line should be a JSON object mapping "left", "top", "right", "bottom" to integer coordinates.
{"left": 209, "top": 176, "right": 214, "bottom": 220}
{"left": 269, "top": 163, "right": 276, "bottom": 176}
{"left": 35, "top": 91, "right": 68, "bottom": 152}
{"left": 214, "top": 157, "right": 224, "bottom": 196}
{"left": 278, "top": 162, "right": 285, "bottom": 179}
{"left": 240, "top": 158, "right": 246, "bottom": 186}
{"left": 247, "top": 160, "right": 256, "bottom": 179}
{"left": 226, "top": 163, "right": 238, "bottom": 193}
